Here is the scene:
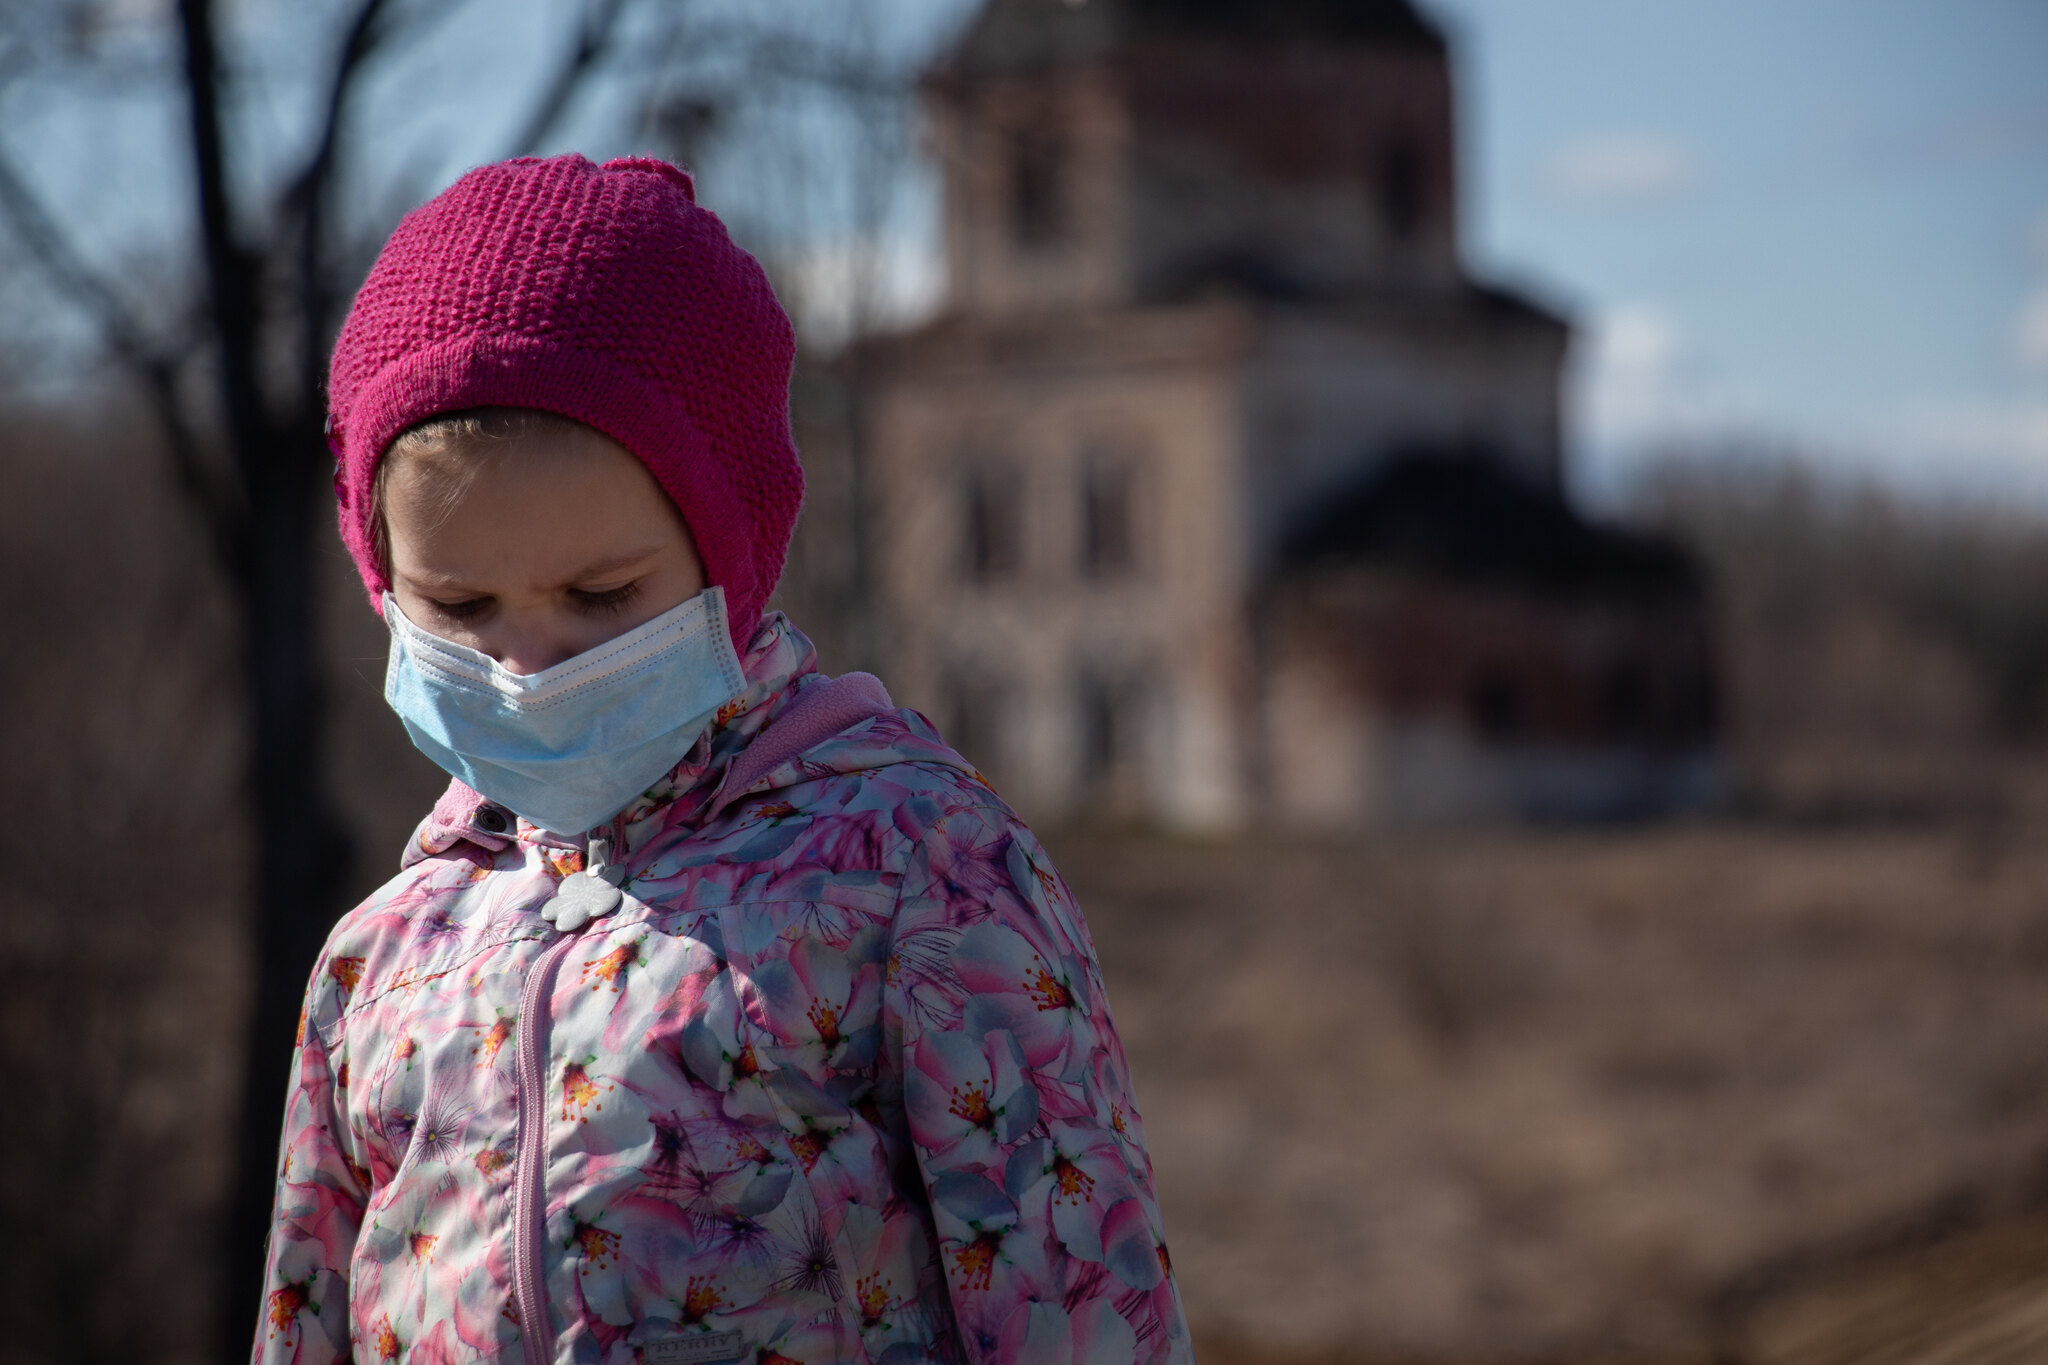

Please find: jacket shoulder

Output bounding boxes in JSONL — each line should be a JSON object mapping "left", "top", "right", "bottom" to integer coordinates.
{"left": 300, "top": 849, "right": 513, "bottom": 1037}
{"left": 672, "top": 741, "right": 1021, "bottom": 911}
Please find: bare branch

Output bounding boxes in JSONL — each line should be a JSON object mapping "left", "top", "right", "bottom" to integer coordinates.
{"left": 502, "top": 0, "right": 631, "bottom": 159}
{"left": 177, "top": 0, "right": 272, "bottom": 560}
{"left": 280, "top": 0, "right": 395, "bottom": 421}
{"left": 0, "top": 141, "right": 244, "bottom": 575}
{"left": 279, "top": 0, "right": 393, "bottom": 218}
{"left": 616, "top": 15, "right": 917, "bottom": 101}
{"left": 733, "top": 32, "right": 918, "bottom": 101}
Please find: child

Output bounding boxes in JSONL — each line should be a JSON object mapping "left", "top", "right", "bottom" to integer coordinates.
{"left": 256, "top": 154, "right": 1192, "bottom": 1365}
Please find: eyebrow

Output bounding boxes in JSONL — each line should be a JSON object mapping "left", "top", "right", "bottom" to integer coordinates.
{"left": 402, "top": 546, "right": 668, "bottom": 595}
{"left": 557, "top": 547, "right": 668, "bottom": 584}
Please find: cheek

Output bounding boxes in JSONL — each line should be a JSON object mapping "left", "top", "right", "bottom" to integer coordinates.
{"left": 390, "top": 588, "right": 479, "bottom": 648}
{"left": 652, "top": 556, "right": 709, "bottom": 610}
{"left": 396, "top": 596, "right": 605, "bottom": 677}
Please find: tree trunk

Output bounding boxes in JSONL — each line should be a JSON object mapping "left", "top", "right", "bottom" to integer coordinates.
{"left": 217, "top": 416, "right": 355, "bottom": 1356}
{"left": 173, "top": 1, "right": 356, "bottom": 1351}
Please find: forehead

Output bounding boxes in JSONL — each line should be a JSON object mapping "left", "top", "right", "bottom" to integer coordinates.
{"left": 385, "top": 419, "right": 667, "bottom": 509}
{"left": 383, "top": 427, "right": 685, "bottom": 581}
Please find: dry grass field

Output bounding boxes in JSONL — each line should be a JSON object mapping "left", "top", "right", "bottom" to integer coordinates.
{"left": 9, "top": 786, "right": 2048, "bottom": 1360}
{"left": 19, "top": 386, "right": 2048, "bottom": 1361}
{"left": 1046, "top": 820, "right": 2048, "bottom": 1365}
{"left": 10, "top": 437, "right": 2048, "bottom": 1359}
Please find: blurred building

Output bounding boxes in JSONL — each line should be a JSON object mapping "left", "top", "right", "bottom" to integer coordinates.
{"left": 850, "top": 0, "right": 1716, "bottom": 827}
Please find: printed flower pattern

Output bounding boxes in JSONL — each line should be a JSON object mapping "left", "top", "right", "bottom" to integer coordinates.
{"left": 253, "top": 616, "right": 1190, "bottom": 1365}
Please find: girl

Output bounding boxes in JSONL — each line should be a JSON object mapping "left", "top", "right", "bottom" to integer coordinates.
{"left": 255, "top": 155, "right": 1191, "bottom": 1365}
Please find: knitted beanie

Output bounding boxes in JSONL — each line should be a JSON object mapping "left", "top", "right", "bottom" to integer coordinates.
{"left": 327, "top": 154, "right": 803, "bottom": 650}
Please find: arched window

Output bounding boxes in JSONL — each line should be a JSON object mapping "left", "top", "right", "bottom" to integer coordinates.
{"left": 944, "top": 672, "right": 1008, "bottom": 779}
{"left": 964, "top": 460, "right": 1023, "bottom": 580}
{"left": 1078, "top": 669, "right": 1145, "bottom": 796}
{"left": 1470, "top": 669, "right": 1523, "bottom": 743}
{"left": 1601, "top": 663, "right": 1652, "bottom": 742}
{"left": 1010, "top": 126, "right": 1067, "bottom": 247}
{"left": 1379, "top": 138, "right": 1425, "bottom": 243}
{"left": 1080, "top": 450, "right": 1136, "bottom": 577}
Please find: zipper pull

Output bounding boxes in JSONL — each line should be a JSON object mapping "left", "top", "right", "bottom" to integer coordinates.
{"left": 539, "top": 834, "right": 625, "bottom": 932}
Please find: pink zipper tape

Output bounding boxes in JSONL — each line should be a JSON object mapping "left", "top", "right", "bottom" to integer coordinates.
{"left": 514, "top": 932, "right": 579, "bottom": 1365}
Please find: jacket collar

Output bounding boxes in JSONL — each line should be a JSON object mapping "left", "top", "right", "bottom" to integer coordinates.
{"left": 611, "top": 611, "right": 820, "bottom": 841}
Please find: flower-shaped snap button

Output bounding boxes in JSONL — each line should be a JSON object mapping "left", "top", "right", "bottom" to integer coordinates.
{"left": 543, "top": 873, "right": 622, "bottom": 932}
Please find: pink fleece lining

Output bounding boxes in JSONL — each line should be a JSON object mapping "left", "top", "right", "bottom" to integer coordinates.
{"left": 428, "top": 777, "right": 495, "bottom": 843}
{"left": 432, "top": 780, "right": 491, "bottom": 832}
{"left": 718, "top": 672, "right": 893, "bottom": 800}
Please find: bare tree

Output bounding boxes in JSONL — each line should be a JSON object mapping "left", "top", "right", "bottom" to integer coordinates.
{"left": 0, "top": 0, "right": 650, "bottom": 1351}
{"left": 1625, "top": 445, "right": 2048, "bottom": 823}
{"left": 635, "top": 4, "right": 950, "bottom": 671}
{"left": 0, "top": 0, "right": 946, "bottom": 1353}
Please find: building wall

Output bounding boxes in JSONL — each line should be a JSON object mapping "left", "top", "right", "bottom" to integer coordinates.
{"left": 1262, "top": 571, "right": 1719, "bottom": 825}
{"left": 863, "top": 311, "right": 1254, "bottom": 827}
{"left": 851, "top": 2, "right": 1602, "bottom": 830}
{"left": 929, "top": 32, "right": 1460, "bottom": 319}
{"left": 932, "top": 69, "right": 1132, "bottom": 318}
{"left": 1238, "top": 305, "right": 1567, "bottom": 567}
{"left": 1263, "top": 648, "right": 1392, "bottom": 826}
{"left": 859, "top": 292, "right": 1574, "bottom": 830}
{"left": 1123, "top": 37, "right": 1460, "bottom": 296}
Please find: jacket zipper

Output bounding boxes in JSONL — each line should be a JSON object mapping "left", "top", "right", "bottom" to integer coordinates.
{"left": 512, "top": 831, "right": 624, "bottom": 1365}
{"left": 513, "top": 929, "right": 579, "bottom": 1365}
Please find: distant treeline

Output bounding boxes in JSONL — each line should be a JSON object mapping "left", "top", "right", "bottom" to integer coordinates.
{"left": 1624, "top": 450, "right": 2048, "bottom": 824}
{"left": 12, "top": 397, "right": 2048, "bottom": 1356}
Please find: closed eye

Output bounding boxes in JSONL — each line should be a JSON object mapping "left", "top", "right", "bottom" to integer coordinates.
{"left": 429, "top": 596, "right": 492, "bottom": 623}
{"left": 571, "top": 581, "right": 643, "bottom": 616}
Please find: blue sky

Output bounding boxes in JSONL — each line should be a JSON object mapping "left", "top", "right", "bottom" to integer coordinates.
{"left": 1424, "top": 0, "right": 2048, "bottom": 505}
{"left": 532, "top": 0, "right": 2048, "bottom": 505}
{"left": 5, "top": 0, "right": 2042, "bottom": 508}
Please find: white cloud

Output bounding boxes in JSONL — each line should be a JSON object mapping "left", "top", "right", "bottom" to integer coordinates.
{"left": 2017, "top": 283, "right": 2048, "bottom": 376}
{"left": 1898, "top": 399, "right": 2048, "bottom": 467}
{"left": 1567, "top": 300, "right": 2048, "bottom": 510}
{"left": 1585, "top": 305, "right": 1679, "bottom": 437}
{"left": 782, "top": 235, "right": 945, "bottom": 352}
{"left": 1574, "top": 303, "right": 1730, "bottom": 450}
{"left": 1565, "top": 301, "right": 1809, "bottom": 507}
{"left": 1540, "top": 134, "right": 1698, "bottom": 203}
{"left": 1601, "top": 306, "right": 1681, "bottom": 375}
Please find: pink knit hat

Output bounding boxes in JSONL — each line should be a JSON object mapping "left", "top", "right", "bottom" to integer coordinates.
{"left": 327, "top": 154, "right": 803, "bottom": 649}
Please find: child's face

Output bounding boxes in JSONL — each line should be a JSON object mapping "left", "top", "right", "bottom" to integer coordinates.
{"left": 383, "top": 424, "right": 707, "bottom": 676}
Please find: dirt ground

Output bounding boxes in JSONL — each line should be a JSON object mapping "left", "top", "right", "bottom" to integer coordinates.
{"left": 10, "top": 813, "right": 2048, "bottom": 1361}
{"left": 1043, "top": 820, "right": 2048, "bottom": 1364}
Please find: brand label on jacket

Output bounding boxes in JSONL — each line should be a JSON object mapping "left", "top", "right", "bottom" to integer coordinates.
{"left": 645, "top": 1331, "right": 747, "bottom": 1365}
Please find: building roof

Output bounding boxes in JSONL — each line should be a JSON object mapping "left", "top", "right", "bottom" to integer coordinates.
{"left": 1126, "top": 0, "right": 1442, "bottom": 42}
{"left": 937, "top": 0, "right": 1444, "bottom": 83}
{"left": 1281, "top": 455, "right": 1703, "bottom": 601}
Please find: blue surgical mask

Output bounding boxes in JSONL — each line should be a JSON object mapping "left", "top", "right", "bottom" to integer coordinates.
{"left": 382, "top": 586, "right": 746, "bottom": 835}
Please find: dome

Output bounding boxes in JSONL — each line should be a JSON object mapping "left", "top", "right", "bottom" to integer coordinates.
{"left": 937, "top": 0, "right": 1444, "bottom": 82}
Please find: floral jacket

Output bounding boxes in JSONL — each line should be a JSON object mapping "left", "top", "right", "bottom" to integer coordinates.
{"left": 254, "top": 616, "right": 1191, "bottom": 1365}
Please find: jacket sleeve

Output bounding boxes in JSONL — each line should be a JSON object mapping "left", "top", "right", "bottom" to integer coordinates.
{"left": 886, "top": 796, "right": 1193, "bottom": 1365}
{"left": 250, "top": 958, "right": 368, "bottom": 1365}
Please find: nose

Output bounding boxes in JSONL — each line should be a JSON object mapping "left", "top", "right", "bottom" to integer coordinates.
{"left": 489, "top": 626, "right": 578, "bottom": 678}
{"left": 497, "top": 651, "right": 566, "bottom": 677}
